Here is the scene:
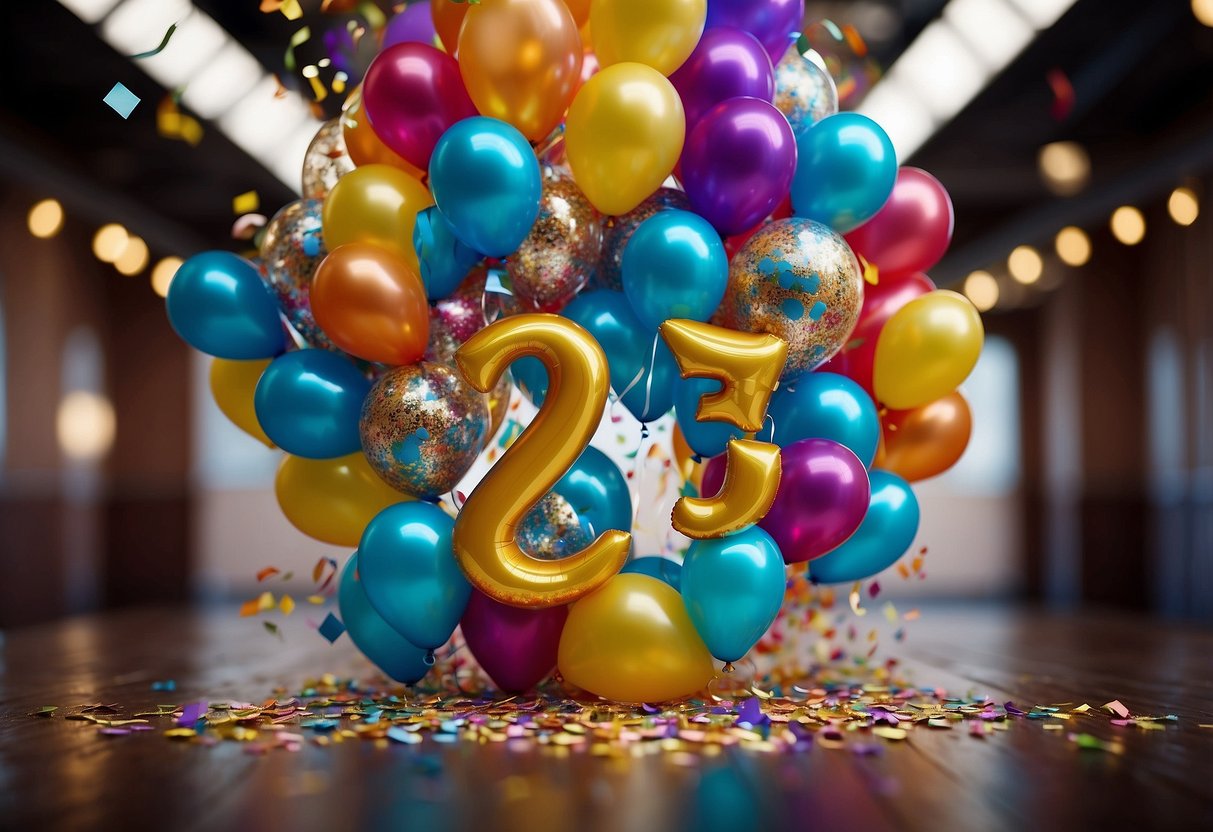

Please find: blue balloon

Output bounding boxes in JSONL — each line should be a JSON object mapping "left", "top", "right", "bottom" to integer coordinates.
{"left": 358, "top": 501, "right": 470, "bottom": 650}
{"left": 554, "top": 446, "right": 633, "bottom": 535}
{"left": 622, "top": 210, "right": 728, "bottom": 331}
{"left": 809, "top": 470, "right": 919, "bottom": 584}
{"left": 756, "top": 372, "right": 879, "bottom": 467}
{"left": 338, "top": 553, "right": 430, "bottom": 684}
{"left": 166, "top": 250, "right": 285, "bottom": 359}
{"left": 682, "top": 527, "right": 786, "bottom": 663}
{"left": 428, "top": 116, "right": 541, "bottom": 257}
{"left": 413, "top": 206, "right": 481, "bottom": 300}
{"left": 622, "top": 556, "right": 682, "bottom": 591}
{"left": 674, "top": 377, "right": 743, "bottom": 459}
{"left": 790, "top": 113, "right": 897, "bottom": 233}
{"left": 254, "top": 349, "right": 369, "bottom": 458}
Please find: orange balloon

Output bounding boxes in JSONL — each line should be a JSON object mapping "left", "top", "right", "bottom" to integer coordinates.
{"left": 876, "top": 392, "right": 972, "bottom": 482}
{"left": 431, "top": 0, "right": 469, "bottom": 54}
{"left": 341, "top": 86, "right": 426, "bottom": 179}
{"left": 564, "top": 0, "right": 591, "bottom": 27}
{"left": 312, "top": 242, "right": 430, "bottom": 365}
{"left": 457, "top": 0, "right": 583, "bottom": 141}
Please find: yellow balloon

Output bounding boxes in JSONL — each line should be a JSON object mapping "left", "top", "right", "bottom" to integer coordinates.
{"left": 873, "top": 289, "right": 984, "bottom": 410}
{"left": 565, "top": 62, "right": 685, "bottom": 215}
{"left": 558, "top": 573, "right": 715, "bottom": 702}
{"left": 209, "top": 358, "right": 273, "bottom": 447}
{"left": 454, "top": 314, "right": 631, "bottom": 608}
{"left": 321, "top": 164, "right": 432, "bottom": 273}
{"left": 275, "top": 452, "right": 411, "bottom": 547}
{"left": 590, "top": 0, "right": 706, "bottom": 75}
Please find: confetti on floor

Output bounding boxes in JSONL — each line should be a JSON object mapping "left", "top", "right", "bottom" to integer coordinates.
{"left": 103, "top": 83, "right": 140, "bottom": 119}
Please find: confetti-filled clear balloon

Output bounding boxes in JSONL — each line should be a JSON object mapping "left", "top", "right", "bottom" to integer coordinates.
{"left": 799, "top": 21, "right": 881, "bottom": 110}
{"left": 773, "top": 45, "right": 838, "bottom": 134}
{"left": 302, "top": 119, "right": 356, "bottom": 201}
{"left": 518, "top": 492, "right": 592, "bottom": 560}
{"left": 592, "top": 188, "right": 690, "bottom": 291}
{"left": 260, "top": 199, "right": 334, "bottom": 350}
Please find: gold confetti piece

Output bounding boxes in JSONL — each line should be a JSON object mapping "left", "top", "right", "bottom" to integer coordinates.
{"left": 307, "top": 595, "right": 326, "bottom": 605}
{"left": 280, "top": 595, "right": 296, "bottom": 616}
{"left": 1043, "top": 724, "right": 1063, "bottom": 731}
{"left": 280, "top": 0, "right": 302, "bottom": 19}
{"left": 848, "top": 583, "right": 867, "bottom": 616}
{"left": 232, "top": 191, "right": 260, "bottom": 215}
{"left": 873, "top": 726, "right": 906, "bottom": 741}
{"left": 164, "top": 728, "right": 196, "bottom": 739}
{"left": 862, "top": 257, "right": 878, "bottom": 286}
{"left": 882, "top": 602, "right": 898, "bottom": 624}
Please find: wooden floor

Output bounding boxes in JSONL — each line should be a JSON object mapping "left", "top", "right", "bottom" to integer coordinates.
{"left": 1, "top": 604, "right": 1210, "bottom": 831}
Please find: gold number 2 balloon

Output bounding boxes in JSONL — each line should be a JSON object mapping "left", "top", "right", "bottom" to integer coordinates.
{"left": 659, "top": 319, "right": 787, "bottom": 539}
{"left": 454, "top": 314, "right": 632, "bottom": 608}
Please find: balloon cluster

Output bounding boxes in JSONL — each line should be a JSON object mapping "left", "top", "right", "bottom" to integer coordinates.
{"left": 166, "top": 0, "right": 983, "bottom": 704}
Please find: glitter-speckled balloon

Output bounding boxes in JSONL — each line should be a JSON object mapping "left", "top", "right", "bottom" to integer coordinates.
{"left": 302, "top": 118, "right": 356, "bottom": 200}
{"left": 518, "top": 492, "right": 592, "bottom": 560}
{"left": 507, "top": 169, "right": 603, "bottom": 312}
{"left": 800, "top": 21, "right": 882, "bottom": 110}
{"left": 773, "top": 45, "right": 839, "bottom": 135}
{"left": 592, "top": 188, "right": 691, "bottom": 291}
{"left": 260, "top": 199, "right": 334, "bottom": 350}
{"left": 722, "top": 218, "right": 863, "bottom": 382}
{"left": 360, "top": 362, "right": 489, "bottom": 499}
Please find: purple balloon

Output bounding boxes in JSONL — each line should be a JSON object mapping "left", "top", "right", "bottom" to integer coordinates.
{"left": 460, "top": 590, "right": 568, "bottom": 692}
{"left": 705, "top": 0, "right": 805, "bottom": 62}
{"left": 382, "top": 3, "right": 437, "bottom": 49}
{"left": 681, "top": 97, "right": 797, "bottom": 235}
{"left": 670, "top": 28, "right": 774, "bottom": 131}
{"left": 702, "top": 437, "right": 869, "bottom": 564}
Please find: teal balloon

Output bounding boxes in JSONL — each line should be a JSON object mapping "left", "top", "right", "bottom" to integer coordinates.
{"left": 622, "top": 209, "right": 728, "bottom": 331}
{"left": 622, "top": 556, "right": 682, "bottom": 591}
{"left": 790, "top": 113, "right": 897, "bottom": 233}
{"left": 809, "top": 470, "right": 919, "bottom": 584}
{"left": 428, "top": 116, "right": 541, "bottom": 257}
{"left": 413, "top": 205, "right": 481, "bottom": 300}
{"left": 338, "top": 553, "right": 430, "bottom": 684}
{"left": 756, "top": 372, "right": 879, "bottom": 466}
{"left": 166, "top": 250, "right": 285, "bottom": 359}
{"left": 674, "top": 377, "right": 743, "bottom": 459}
{"left": 254, "top": 349, "right": 369, "bottom": 458}
{"left": 358, "top": 501, "right": 470, "bottom": 650}
{"left": 682, "top": 527, "right": 786, "bottom": 663}
{"left": 554, "top": 446, "right": 632, "bottom": 535}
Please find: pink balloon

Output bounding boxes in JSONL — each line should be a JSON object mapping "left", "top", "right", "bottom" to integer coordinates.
{"left": 702, "top": 437, "right": 870, "bottom": 564}
{"left": 460, "top": 590, "right": 568, "bottom": 693}
{"left": 362, "top": 43, "right": 477, "bottom": 170}
{"left": 845, "top": 167, "right": 954, "bottom": 280}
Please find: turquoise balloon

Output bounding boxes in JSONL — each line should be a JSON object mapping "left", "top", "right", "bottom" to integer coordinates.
{"left": 554, "top": 446, "right": 632, "bottom": 535}
{"left": 790, "top": 113, "right": 897, "bottom": 233}
{"left": 413, "top": 205, "right": 481, "bottom": 300}
{"left": 682, "top": 527, "right": 786, "bottom": 663}
{"left": 674, "top": 376, "right": 743, "bottom": 459}
{"left": 428, "top": 116, "right": 541, "bottom": 257}
{"left": 756, "top": 372, "right": 880, "bottom": 467}
{"left": 622, "top": 555, "right": 682, "bottom": 591}
{"left": 254, "top": 349, "right": 369, "bottom": 458}
{"left": 809, "top": 470, "right": 919, "bottom": 584}
{"left": 338, "top": 553, "right": 430, "bottom": 684}
{"left": 166, "top": 250, "right": 285, "bottom": 359}
{"left": 358, "top": 501, "right": 470, "bottom": 650}
{"left": 622, "top": 210, "right": 728, "bottom": 331}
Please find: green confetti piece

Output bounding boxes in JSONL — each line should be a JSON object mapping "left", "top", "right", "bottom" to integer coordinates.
{"left": 129, "top": 23, "right": 177, "bottom": 59}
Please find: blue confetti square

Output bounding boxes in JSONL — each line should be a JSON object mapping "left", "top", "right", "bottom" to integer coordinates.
{"left": 103, "top": 82, "right": 140, "bottom": 119}
{"left": 318, "top": 612, "right": 345, "bottom": 643}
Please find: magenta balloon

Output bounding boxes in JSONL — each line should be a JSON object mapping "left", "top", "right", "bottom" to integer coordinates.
{"left": 460, "top": 590, "right": 568, "bottom": 693}
{"left": 845, "top": 167, "right": 954, "bottom": 279}
{"left": 382, "top": 3, "right": 437, "bottom": 49}
{"left": 670, "top": 28, "right": 774, "bottom": 130}
{"left": 702, "top": 437, "right": 869, "bottom": 564}
{"left": 704, "top": 0, "right": 805, "bottom": 62}
{"left": 681, "top": 97, "right": 797, "bottom": 236}
{"left": 362, "top": 43, "right": 477, "bottom": 170}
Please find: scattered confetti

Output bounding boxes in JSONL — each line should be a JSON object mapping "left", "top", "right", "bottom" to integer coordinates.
{"left": 103, "top": 83, "right": 140, "bottom": 119}
{"left": 128, "top": 23, "right": 177, "bottom": 59}
{"left": 151, "top": 680, "right": 177, "bottom": 692}
{"left": 285, "top": 27, "right": 312, "bottom": 73}
{"left": 318, "top": 613, "right": 345, "bottom": 643}
{"left": 257, "top": 566, "right": 281, "bottom": 582}
{"left": 279, "top": 0, "right": 303, "bottom": 20}
{"left": 232, "top": 191, "right": 260, "bottom": 215}
{"left": 156, "top": 93, "right": 203, "bottom": 146}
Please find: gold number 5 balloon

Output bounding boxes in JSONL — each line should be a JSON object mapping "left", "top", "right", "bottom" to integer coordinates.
{"left": 454, "top": 314, "right": 632, "bottom": 608}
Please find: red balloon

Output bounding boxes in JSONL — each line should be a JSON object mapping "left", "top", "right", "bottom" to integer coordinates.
{"left": 845, "top": 167, "right": 953, "bottom": 280}
{"left": 361, "top": 43, "right": 477, "bottom": 170}
{"left": 460, "top": 590, "right": 568, "bottom": 693}
{"left": 724, "top": 194, "right": 791, "bottom": 258}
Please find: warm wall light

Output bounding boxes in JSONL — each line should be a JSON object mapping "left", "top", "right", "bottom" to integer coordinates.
{"left": 151, "top": 256, "right": 183, "bottom": 297}
{"left": 1110, "top": 206, "right": 1146, "bottom": 245}
{"left": 115, "top": 236, "right": 150, "bottom": 275}
{"left": 1038, "top": 141, "right": 1090, "bottom": 196}
{"left": 1194, "top": 0, "right": 1213, "bottom": 27}
{"left": 1008, "top": 245, "right": 1043, "bottom": 284}
{"left": 964, "top": 270, "right": 999, "bottom": 312}
{"left": 28, "top": 199, "right": 65, "bottom": 239}
{"left": 1055, "top": 226, "right": 1091, "bottom": 266}
{"left": 1168, "top": 187, "right": 1199, "bottom": 226}
{"left": 93, "top": 224, "right": 129, "bottom": 262}
{"left": 56, "top": 390, "right": 116, "bottom": 462}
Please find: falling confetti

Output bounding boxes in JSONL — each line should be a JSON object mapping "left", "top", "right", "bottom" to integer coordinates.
{"left": 103, "top": 83, "right": 140, "bottom": 119}
{"left": 232, "top": 191, "right": 260, "bottom": 215}
{"left": 128, "top": 23, "right": 177, "bottom": 59}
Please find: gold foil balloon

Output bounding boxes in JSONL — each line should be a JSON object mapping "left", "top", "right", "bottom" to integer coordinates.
{"left": 876, "top": 391, "right": 972, "bottom": 482}
{"left": 359, "top": 362, "right": 490, "bottom": 498}
{"left": 507, "top": 169, "right": 603, "bottom": 311}
{"left": 341, "top": 86, "right": 427, "bottom": 179}
{"left": 260, "top": 199, "right": 334, "bottom": 350}
{"left": 873, "top": 290, "right": 984, "bottom": 410}
{"left": 209, "top": 358, "right": 273, "bottom": 447}
{"left": 302, "top": 118, "right": 356, "bottom": 201}
{"left": 590, "top": 0, "right": 706, "bottom": 76}
{"left": 722, "top": 217, "right": 863, "bottom": 382}
{"left": 672, "top": 439, "right": 781, "bottom": 539}
{"left": 322, "top": 164, "right": 432, "bottom": 273}
{"left": 518, "top": 492, "right": 592, "bottom": 559}
{"left": 275, "top": 452, "right": 410, "bottom": 546}
{"left": 565, "top": 62, "right": 685, "bottom": 216}
{"left": 594, "top": 187, "right": 690, "bottom": 291}
{"left": 557, "top": 573, "right": 714, "bottom": 702}
{"left": 453, "top": 314, "right": 631, "bottom": 608}
{"left": 772, "top": 45, "right": 839, "bottom": 135}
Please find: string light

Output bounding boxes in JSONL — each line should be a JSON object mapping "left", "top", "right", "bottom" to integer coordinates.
{"left": 93, "top": 224, "right": 129, "bottom": 262}
{"left": 1194, "top": 0, "right": 1213, "bottom": 27}
{"left": 963, "top": 270, "right": 999, "bottom": 312}
{"left": 1055, "top": 227, "right": 1091, "bottom": 266}
{"left": 1007, "top": 245, "right": 1043, "bottom": 285}
{"left": 1168, "top": 187, "right": 1199, "bottom": 226}
{"left": 1037, "top": 141, "right": 1090, "bottom": 196}
{"left": 114, "top": 235, "right": 149, "bottom": 275}
{"left": 151, "top": 256, "right": 183, "bottom": 297}
{"left": 28, "top": 199, "right": 65, "bottom": 238}
{"left": 1110, "top": 206, "right": 1146, "bottom": 245}
{"left": 56, "top": 390, "right": 116, "bottom": 462}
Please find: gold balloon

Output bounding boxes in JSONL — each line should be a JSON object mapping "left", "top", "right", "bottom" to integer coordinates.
{"left": 671, "top": 439, "right": 780, "bottom": 539}
{"left": 209, "top": 358, "right": 274, "bottom": 447}
{"left": 590, "top": 0, "right": 706, "bottom": 76}
{"left": 873, "top": 290, "right": 984, "bottom": 410}
{"left": 341, "top": 86, "right": 426, "bottom": 179}
{"left": 275, "top": 452, "right": 411, "bottom": 546}
{"left": 557, "top": 573, "right": 715, "bottom": 702}
{"left": 321, "top": 164, "right": 432, "bottom": 273}
{"left": 565, "top": 62, "right": 685, "bottom": 215}
{"left": 458, "top": 0, "right": 583, "bottom": 142}
{"left": 430, "top": 0, "right": 469, "bottom": 53}
{"left": 563, "top": 0, "right": 591, "bottom": 27}
{"left": 876, "top": 391, "right": 972, "bottom": 482}
{"left": 454, "top": 314, "right": 631, "bottom": 608}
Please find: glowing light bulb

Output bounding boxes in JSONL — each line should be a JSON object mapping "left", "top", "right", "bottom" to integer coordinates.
{"left": 1055, "top": 227, "right": 1091, "bottom": 267}
{"left": 1110, "top": 206, "right": 1145, "bottom": 245}
{"left": 28, "top": 199, "right": 64, "bottom": 238}
{"left": 964, "top": 270, "right": 999, "bottom": 312}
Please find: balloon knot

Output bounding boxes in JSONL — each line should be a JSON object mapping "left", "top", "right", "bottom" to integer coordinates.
{"left": 722, "top": 662, "right": 735, "bottom": 674}
{"left": 423, "top": 650, "right": 436, "bottom": 667}
{"left": 691, "top": 454, "right": 703, "bottom": 464}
